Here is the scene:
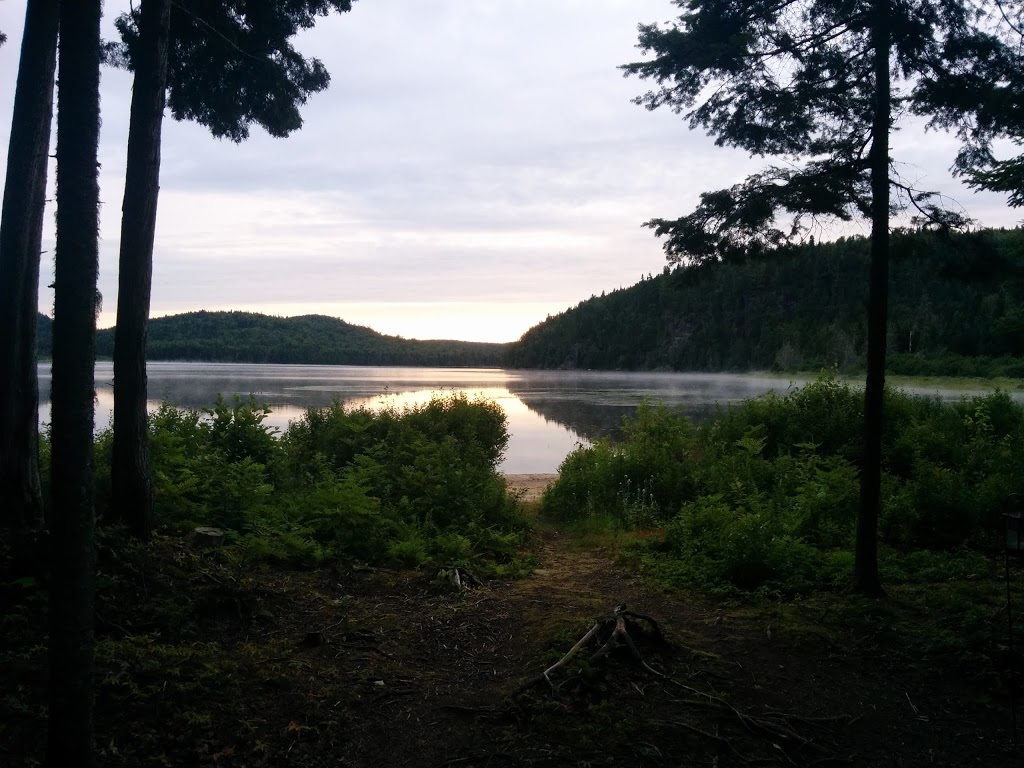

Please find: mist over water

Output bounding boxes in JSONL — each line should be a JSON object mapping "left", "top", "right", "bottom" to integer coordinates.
{"left": 37, "top": 363, "right": 1020, "bottom": 473}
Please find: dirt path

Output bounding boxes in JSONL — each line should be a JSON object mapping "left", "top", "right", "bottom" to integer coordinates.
{"left": 8, "top": 507, "right": 1014, "bottom": 766}
{"left": 326, "top": 529, "right": 1015, "bottom": 768}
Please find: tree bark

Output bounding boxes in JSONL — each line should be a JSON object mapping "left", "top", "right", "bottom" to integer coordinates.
{"left": 46, "top": 0, "right": 102, "bottom": 763}
{"left": 854, "top": 0, "right": 890, "bottom": 597}
{"left": 0, "top": 0, "right": 59, "bottom": 530}
{"left": 110, "top": 0, "right": 172, "bottom": 540}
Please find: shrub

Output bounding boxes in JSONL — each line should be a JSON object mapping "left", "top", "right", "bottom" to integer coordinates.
{"left": 542, "top": 375, "right": 1024, "bottom": 594}
{"left": 541, "top": 402, "right": 696, "bottom": 526}
{"left": 130, "top": 392, "right": 526, "bottom": 569}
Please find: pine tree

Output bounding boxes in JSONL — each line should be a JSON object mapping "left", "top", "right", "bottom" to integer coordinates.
{"left": 47, "top": 0, "right": 103, "bottom": 762}
{"left": 621, "top": 0, "right": 1024, "bottom": 594}
{"left": 108, "top": 0, "right": 355, "bottom": 538}
{"left": 0, "top": 0, "right": 59, "bottom": 529}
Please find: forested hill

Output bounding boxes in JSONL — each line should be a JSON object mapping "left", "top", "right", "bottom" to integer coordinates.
{"left": 507, "top": 228, "right": 1024, "bottom": 377}
{"left": 37, "top": 311, "right": 508, "bottom": 367}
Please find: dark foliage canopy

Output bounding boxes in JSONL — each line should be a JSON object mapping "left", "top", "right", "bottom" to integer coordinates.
{"left": 621, "top": 0, "right": 1024, "bottom": 263}
{"left": 919, "top": 0, "right": 1024, "bottom": 205}
{"left": 111, "top": 0, "right": 353, "bottom": 142}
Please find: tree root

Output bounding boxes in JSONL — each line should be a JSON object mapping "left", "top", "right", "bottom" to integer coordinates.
{"left": 513, "top": 604, "right": 852, "bottom": 763}
{"left": 512, "top": 603, "right": 664, "bottom": 696}
{"left": 440, "top": 565, "right": 483, "bottom": 591}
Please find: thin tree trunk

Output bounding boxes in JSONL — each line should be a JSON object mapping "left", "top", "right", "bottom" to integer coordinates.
{"left": 110, "top": 0, "right": 172, "bottom": 539}
{"left": 0, "top": 0, "right": 58, "bottom": 529}
{"left": 46, "top": 0, "right": 102, "bottom": 763}
{"left": 854, "top": 0, "right": 890, "bottom": 598}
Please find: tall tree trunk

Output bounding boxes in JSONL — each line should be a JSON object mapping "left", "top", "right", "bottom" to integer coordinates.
{"left": 110, "top": 0, "right": 172, "bottom": 540}
{"left": 854, "top": 0, "right": 890, "bottom": 597}
{"left": 46, "top": 0, "right": 102, "bottom": 763}
{"left": 0, "top": 0, "right": 59, "bottom": 530}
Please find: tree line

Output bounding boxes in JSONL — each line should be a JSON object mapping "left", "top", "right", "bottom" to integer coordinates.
{"left": 507, "top": 228, "right": 1024, "bottom": 375}
{"left": 36, "top": 310, "right": 509, "bottom": 368}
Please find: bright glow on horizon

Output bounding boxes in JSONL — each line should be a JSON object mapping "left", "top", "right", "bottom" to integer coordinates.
{"left": 95, "top": 300, "right": 569, "bottom": 343}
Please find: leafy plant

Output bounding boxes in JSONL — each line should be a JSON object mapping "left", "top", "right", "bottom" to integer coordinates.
{"left": 542, "top": 377, "right": 1024, "bottom": 594}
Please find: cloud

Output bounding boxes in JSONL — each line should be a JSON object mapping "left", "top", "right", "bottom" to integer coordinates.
{"left": 1, "top": 0, "right": 1021, "bottom": 342}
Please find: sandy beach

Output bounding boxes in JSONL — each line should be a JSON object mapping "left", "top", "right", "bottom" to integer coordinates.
{"left": 502, "top": 473, "right": 557, "bottom": 502}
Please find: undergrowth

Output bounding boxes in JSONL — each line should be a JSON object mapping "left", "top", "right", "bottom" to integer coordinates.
{"left": 541, "top": 373, "right": 1024, "bottom": 596}
{"left": 41, "top": 392, "right": 531, "bottom": 574}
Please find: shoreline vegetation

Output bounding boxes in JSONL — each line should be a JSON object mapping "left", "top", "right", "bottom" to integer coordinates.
{"left": 541, "top": 373, "right": 1023, "bottom": 593}
{"left": 4, "top": 378, "right": 1022, "bottom": 764}
{"left": 4, "top": 376, "right": 1022, "bottom": 765}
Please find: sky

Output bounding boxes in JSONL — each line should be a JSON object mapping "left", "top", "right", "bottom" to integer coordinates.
{"left": 0, "top": 0, "right": 1021, "bottom": 343}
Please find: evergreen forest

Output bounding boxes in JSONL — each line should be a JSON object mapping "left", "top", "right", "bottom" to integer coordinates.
{"left": 508, "top": 228, "right": 1024, "bottom": 377}
{"left": 35, "top": 310, "right": 509, "bottom": 368}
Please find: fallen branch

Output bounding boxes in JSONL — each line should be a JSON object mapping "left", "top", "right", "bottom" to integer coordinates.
{"left": 657, "top": 719, "right": 757, "bottom": 764}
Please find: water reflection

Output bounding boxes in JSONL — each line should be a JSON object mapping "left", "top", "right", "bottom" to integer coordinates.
{"left": 40, "top": 363, "right": 588, "bottom": 474}
{"left": 38, "top": 363, "right": 1021, "bottom": 474}
{"left": 504, "top": 370, "right": 810, "bottom": 440}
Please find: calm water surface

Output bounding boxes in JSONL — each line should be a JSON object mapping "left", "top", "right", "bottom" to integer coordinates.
{"left": 37, "top": 363, "right": 1021, "bottom": 473}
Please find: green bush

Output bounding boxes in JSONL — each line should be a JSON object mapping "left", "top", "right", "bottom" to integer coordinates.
{"left": 146, "top": 401, "right": 275, "bottom": 532}
{"left": 542, "top": 374, "right": 1024, "bottom": 594}
{"left": 128, "top": 392, "right": 526, "bottom": 569}
{"left": 206, "top": 394, "right": 279, "bottom": 466}
{"left": 542, "top": 402, "right": 696, "bottom": 526}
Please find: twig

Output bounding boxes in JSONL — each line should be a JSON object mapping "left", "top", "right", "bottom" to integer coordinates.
{"left": 904, "top": 692, "right": 919, "bottom": 716}
{"left": 511, "top": 621, "right": 602, "bottom": 696}
{"left": 658, "top": 718, "right": 756, "bottom": 763}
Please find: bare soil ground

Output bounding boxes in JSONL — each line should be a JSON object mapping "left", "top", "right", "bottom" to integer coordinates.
{"left": 319, "top": 530, "right": 1017, "bottom": 768}
{"left": 3, "top": 522, "right": 1018, "bottom": 767}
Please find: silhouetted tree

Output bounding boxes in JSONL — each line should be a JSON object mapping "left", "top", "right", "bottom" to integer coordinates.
{"left": 622, "top": 0, "right": 1023, "bottom": 594}
{"left": 47, "top": 0, "right": 102, "bottom": 762}
{"left": 935, "top": 0, "right": 1024, "bottom": 205}
{"left": 108, "top": 0, "right": 172, "bottom": 541}
{"left": 108, "top": 0, "right": 354, "bottom": 538}
{"left": 0, "top": 0, "right": 59, "bottom": 529}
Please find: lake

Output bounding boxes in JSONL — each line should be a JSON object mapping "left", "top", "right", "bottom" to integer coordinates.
{"left": 36, "top": 363, "right": 1021, "bottom": 473}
